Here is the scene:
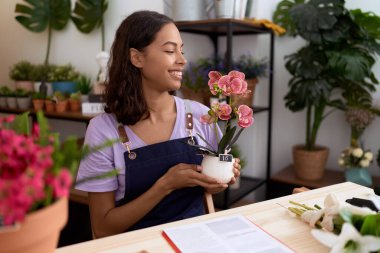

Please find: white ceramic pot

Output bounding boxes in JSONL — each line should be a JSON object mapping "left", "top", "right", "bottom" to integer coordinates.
{"left": 16, "top": 97, "right": 32, "bottom": 110}
{"left": 201, "top": 155, "right": 234, "bottom": 183}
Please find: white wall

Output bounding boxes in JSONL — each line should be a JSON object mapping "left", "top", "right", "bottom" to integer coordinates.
{"left": 0, "top": 0, "right": 379, "bottom": 177}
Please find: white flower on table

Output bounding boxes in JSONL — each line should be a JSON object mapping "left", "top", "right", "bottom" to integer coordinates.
{"left": 311, "top": 223, "right": 380, "bottom": 253}
{"left": 359, "top": 159, "right": 370, "bottom": 168}
{"left": 363, "top": 151, "right": 373, "bottom": 161}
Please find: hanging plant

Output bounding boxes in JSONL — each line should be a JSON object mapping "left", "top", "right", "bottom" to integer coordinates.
{"left": 71, "top": 0, "right": 108, "bottom": 51}
{"left": 15, "top": 0, "right": 71, "bottom": 65}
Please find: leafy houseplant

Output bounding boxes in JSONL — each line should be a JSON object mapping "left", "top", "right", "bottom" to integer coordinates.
{"left": 274, "top": 0, "right": 380, "bottom": 151}
{"left": 49, "top": 64, "right": 80, "bottom": 95}
{"left": 193, "top": 70, "right": 254, "bottom": 183}
{"left": 273, "top": 0, "right": 380, "bottom": 180}
{"left": 15, "top": 0, "right": 71, "bottom": 65}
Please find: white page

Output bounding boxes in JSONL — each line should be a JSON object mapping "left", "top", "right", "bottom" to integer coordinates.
{"left": 163, "top": 214, "right": 294, "bottom": 253}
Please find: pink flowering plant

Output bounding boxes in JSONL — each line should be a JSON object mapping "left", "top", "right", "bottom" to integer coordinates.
{"left": 0, "top": 112, "right": 115, "bottom": 226}
{"left": 196, "top": 70, "right": 254, "bottom": 156}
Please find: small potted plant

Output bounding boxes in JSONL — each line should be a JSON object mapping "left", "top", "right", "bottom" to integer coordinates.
{"left": 31, "top": 64, "right": 56, "bottom": 96}
{"left": 32, "top": 91, "right": 45, "bottom": 111}
{"left": 0, "top": 86, "right": 11, "bottom": 108}
{"left": 76, "top": 75, "right": 92, "bottom": 103}
{"left": 9, "top": 60, "right": 35, "bottom": 92}
{"left": 44, "top": 96, "right": 55, "bottom": 113}
{"left": 53, "top": 91, "right": 68, "bottom": 113}
{"left": 6, "top": 89, "right": 17, "bottom": 109}
{"left": 15, "top": 88, "right": 32, "bottom": 110}
{"left": 68, "top": 91, "right": 81, "bottom": 112}
{"left": 193, "top": 70, "right": 254, "bottom": 183}
{"left": 338, "top": 147, "right": 373, "bottom": 187}
{"left": 49, "top": 64, "right": 80, "bottom": 94}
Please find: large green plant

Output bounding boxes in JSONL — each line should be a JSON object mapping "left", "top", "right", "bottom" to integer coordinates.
{"left": 273, "top": 0, "right": 380, "bottom": 150}
{"left": 15, "top": 0, "right": 71, "bottom": 65}
{"left": 71, "top": 0, "right": 108, "bottom": 51}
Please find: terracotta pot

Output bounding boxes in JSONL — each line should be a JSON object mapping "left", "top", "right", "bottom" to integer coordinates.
{"left": 44, "top": 100, "right": 55, "bottom": 112}
{"left": 293, "top": 145, "right": 329, "bottom": 181}
{"left": 231, "top": 78, "right": 258, "bottom": 107}
{"left": 0, "top": 198, "right": 68, "bottom": 253}
{"left": 68, "top": 99, "right": 81, "bottom": 112}
{"left": 55, "top": 100, "right": 68, "bottom": 113}
{"left": 32, "top": 99, "right": 44, "bottom": 111}
{"left": 201, "top": 155, "right": 234, "bottom": 183}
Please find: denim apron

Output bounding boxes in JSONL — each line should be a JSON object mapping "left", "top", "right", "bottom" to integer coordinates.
{"left": 116, "top": 105, "right": 205, "bottom": 231}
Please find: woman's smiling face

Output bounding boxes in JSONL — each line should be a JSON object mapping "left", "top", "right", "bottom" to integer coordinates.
{"left": 138, "top": 23, "right": 187, "bottom": 93}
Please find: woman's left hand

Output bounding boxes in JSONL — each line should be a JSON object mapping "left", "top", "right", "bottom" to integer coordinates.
{"left": 229, "top": 158, "right": 241, "bottom": 185}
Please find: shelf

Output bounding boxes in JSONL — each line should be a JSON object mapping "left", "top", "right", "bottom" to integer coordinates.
{"left": 270, "top": 165, "right": 380, "bottom": 189}
{"left": 0, "top": 107, "right": 97, "bottom": 123}
{"left": 213, "top": 176, "right": 266, "bottom": 209}
{"left": 175, "top": 19, "right": 272, "bottom": 36}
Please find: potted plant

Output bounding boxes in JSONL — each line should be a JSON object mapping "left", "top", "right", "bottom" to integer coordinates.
{"left": 53, "top": 91, "right": 69, "bottom": 113}
{"left": 44, "top": 96, "right": 55, "bottom": 113}
{"left": 193, "top": 70, "right": 254, "bottom": 183}
{"left": 9, "top": 60, "right": 35, "bottom": 92}
{"left": 32, "top": 91, "right": 45, "bottom": 111}
{"left": 68, "top": 92, "right": 81, "bottom": 112}
{"left": 338, "top": 147, "right": 373, "bottom": 187}
{"left": 31, "top": 64, "right": 56, "bottom": 96}
{"left": 273, "top": 0, "right": 380, "bottom": 180}
{"left": 49, "top": 64, "right": 80, "bottom": 94}
{"left": 77, "top": 75, "right": 92, "bottom": 103}
{"left": 6, "top": 89, "right": 17, "bottom": 109}
{"left": 15, "top": 0, "right": 71, "bottom": 65}
{"left": 15, "top": 88, "right": 32, "bottom": 110}
{"left": 0, "top": 86, "right": 11, "bottom": 108}
{"left": 0, "top": 112, "right": 117, "bottom": 253}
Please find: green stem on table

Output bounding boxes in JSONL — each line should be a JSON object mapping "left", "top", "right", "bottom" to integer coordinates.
{"left": 289, "top": 201, "right": 316, "bottom": 210}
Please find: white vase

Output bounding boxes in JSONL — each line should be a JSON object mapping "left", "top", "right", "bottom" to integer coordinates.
{"left": 201, "top": 155, "right": 234, "bottom": 183}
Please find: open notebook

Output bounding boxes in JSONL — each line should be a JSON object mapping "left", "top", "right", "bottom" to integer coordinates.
{"left": 162, "top": 214, "right": 294, "bottom": 253}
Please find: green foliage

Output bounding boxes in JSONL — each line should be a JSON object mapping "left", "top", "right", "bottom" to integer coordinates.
{"left": 76, "top": 75, "right": 92, "bottom": 94}
{"left": 48, "top": 64, "right": 80, "bottom": 82}
{"left": 273, "top": 0, "right": 380, "bottom": 150}
{"left": 230, "top": 144, "right": 247, "bottom": 169}
{"left": 14, "top": 88, "right": 31, "bottom": 98}
{"left": 9, "top": 61, "right": 34, "bottom": 81}
{"left": 15, "top": 0, "right": 71, "bottom": 65}
{"left": 70, "top": 91, "right": 81, "bottom": 100}
{"left": 32, "top": 91, "right": 45, "bottom": 100}
{"left": 30, "top": 64, "right": 56, "bottom": 82}
{"left": 53, "top": 91, "right": 67, "bottom": 101}
{"left": 0, "top": 86, "right": 12, "bottom": 97}
{"left": 71, "top": 0, "right": 108, "bottom": 50}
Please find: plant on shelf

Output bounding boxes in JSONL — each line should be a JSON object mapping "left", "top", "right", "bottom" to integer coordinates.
{"left": 68, "top": 92, "right": 82, "bottom": 112}
{"left": 15, "top": 0, "right": 71, "bottom": 65}
{"left": 32, "top": 91, "right": 45, "bottom": 111}
{"left": 49, "top": 64, "right": 80, "bottom": 95}
{"left": 15, "top": 88, "right": 32, "bottom": 110}
{"left": 30, "top": 64, "right": 56, "bottom": 82}
{"left": 0, "top": 86, "right": 11, "bottom": 108}
{"left": 53, "top": 91, "right": 69, "bottom": 113}
{"left": 77, "top": 75, "right": 92, "bottom": 94}
{"left": 9, "top": 61, "right": 34, "bottom": 81}
{"left": 273, "top": 0, "right": 380, "bottom": 180}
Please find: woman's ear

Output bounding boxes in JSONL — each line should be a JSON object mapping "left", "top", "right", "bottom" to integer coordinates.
{"left": 130, "top": 48, "right": 144, "bottom": 68}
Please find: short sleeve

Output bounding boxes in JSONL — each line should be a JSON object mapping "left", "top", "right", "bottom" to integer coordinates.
{"left": 75, "top": 114, "right": 119, "bottom": 193}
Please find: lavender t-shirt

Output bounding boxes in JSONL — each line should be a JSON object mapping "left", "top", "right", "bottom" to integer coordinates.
{"left": 75, "top": 96, "right": 219, "bottom": 201}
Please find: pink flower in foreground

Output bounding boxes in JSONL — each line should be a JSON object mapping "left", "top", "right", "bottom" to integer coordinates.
{"left": 208, "top": 71, "right": 222, "bottom": 95}
{"left": 237, "top": 105, "right": 254, "bottom": 128}
{"left": 48, "top": 170, "right": 72, "bottom": 198}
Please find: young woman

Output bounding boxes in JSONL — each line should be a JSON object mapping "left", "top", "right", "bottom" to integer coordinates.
{"left": 76, "top": 10, "right": 241, "bottom": 238}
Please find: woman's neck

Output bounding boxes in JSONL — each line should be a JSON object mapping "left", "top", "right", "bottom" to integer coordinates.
{"left": 145, "top": 93, "right": 176, "bottom": 123}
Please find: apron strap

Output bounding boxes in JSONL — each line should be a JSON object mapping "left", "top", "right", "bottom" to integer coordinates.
{"left": 117, "top": 123, "right": 137, "bottom": 160}
{"left": 184, "top": 100, "right": 195, "bottom": 145}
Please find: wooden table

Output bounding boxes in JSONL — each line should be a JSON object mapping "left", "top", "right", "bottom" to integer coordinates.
{"left": 56, "top": 182, "right": 375, "bottom": 253}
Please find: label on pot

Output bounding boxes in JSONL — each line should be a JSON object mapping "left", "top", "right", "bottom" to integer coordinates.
{"left": 219, "top": 154, "right": 232, "bottom": 162}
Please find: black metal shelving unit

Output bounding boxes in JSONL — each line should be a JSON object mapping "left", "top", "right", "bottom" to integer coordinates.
{"left": 176, "top": 18, "right": 274, "bottom": 209}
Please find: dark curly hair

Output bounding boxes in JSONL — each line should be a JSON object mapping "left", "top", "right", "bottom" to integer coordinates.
{"left": 104, "top": 11, "right": 173, "bottom": 125}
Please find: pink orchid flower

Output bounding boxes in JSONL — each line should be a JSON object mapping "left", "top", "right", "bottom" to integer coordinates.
{"left": 237, "top": 105, "right": 254, "bottom": 128}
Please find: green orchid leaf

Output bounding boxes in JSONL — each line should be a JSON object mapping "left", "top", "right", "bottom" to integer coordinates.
{"left": 360, "top": 214, "right": 380, "bottom": 236}
{"left": 217, "top": 126, "right": 236, "bottom": 154}
{"left": 36, "top": 110, "right": 51, "bottom": 146}
{"left": 71, "top": 0, "right": 108, "bottom": 33}
{"left": 15, "top": 0, "right": 71, "bottom": 32}
{"left": 226, "top": 128, "right": 244, "bottom": 150}
{"left": 196, "top": 133, "right": 217, "bottom": 153}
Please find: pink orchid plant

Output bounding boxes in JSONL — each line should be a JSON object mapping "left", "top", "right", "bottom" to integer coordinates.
{"left": 0, "top": 112, "right": 115, "bottom": 226}
{"left": 196, "top": 70, "right": 254, "bottom": 156}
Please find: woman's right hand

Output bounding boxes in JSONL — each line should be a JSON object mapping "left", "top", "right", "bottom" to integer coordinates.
{"left": 158, "top": 163, "right": 227, "bottom": 194}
